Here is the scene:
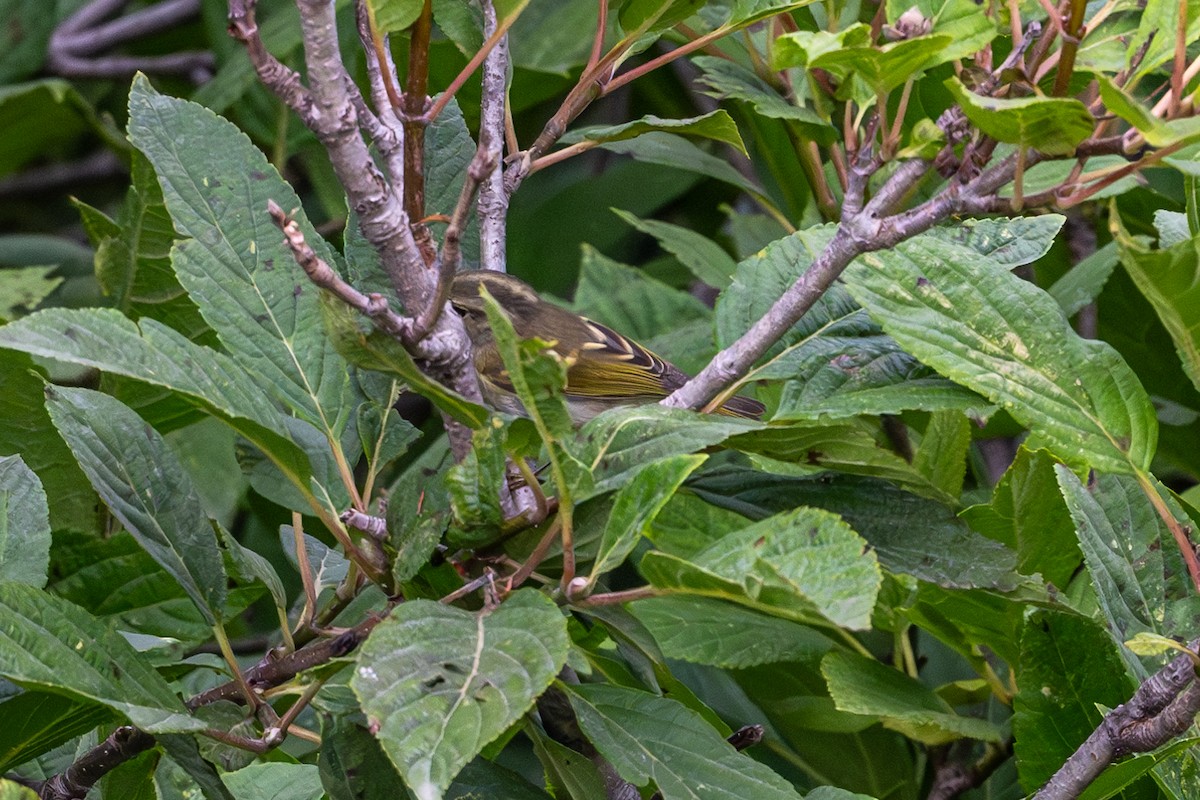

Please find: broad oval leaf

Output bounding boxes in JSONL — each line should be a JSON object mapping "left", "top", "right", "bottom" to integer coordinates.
{"left": 842, "top": 236, "right": 1157, "bottom": 473}
{"left": 588, "top": 453, "right": 707, "bottom": 585}
{"left": 641, "top": 505, "right": 881, "bottom": 631}
{"left": 351, "top": 589, "right": 569, "bottom": 800}
{"left": 718, "top": 228, "right": 982, "bottom": 419}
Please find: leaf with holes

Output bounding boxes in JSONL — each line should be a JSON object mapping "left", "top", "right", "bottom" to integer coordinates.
{"left": 351, "top": 590, "right": 569, "bottom": 800}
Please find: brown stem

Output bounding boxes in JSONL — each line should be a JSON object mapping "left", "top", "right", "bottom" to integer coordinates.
{"left": 403, "top": 0, "right": 433, "bottom": 255}
{"left": 1052, "top": 0, "right": 1087, "bottom": 96}
{"left": 424, "top": 6, "right": 522, "bottom": 124}
{"left": 1169, "top": 0, "right": 1188, "bottom": 116}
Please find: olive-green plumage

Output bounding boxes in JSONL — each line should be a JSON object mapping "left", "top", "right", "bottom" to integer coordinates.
{"left": 450, "top": 270, "right": 765, "bottom": 423}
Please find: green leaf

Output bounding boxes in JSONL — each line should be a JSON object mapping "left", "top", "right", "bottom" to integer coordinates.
{"left": 843, "top": 235, "right": 1157, "bottom": 473}
{"left": 445, "top": 417, "right": 510, "bottom": 544}
{"left": 0, "top": 456, "right": 48, "bottom": 587}
{"left": 45, "top": 386, "right": 227, "bottom": 626}
{"left": 1077, "top": 737, "right": 1200, "bottom": 800}
{"left": 84, "top": 150, "right": 210, "bottom": 340}
{"left": 0, "top": 780, "right": 37, "bottom": 800}
{"left": 822, "top": 651, "right": 1003, "bottom": 745}
{"left": 945, "top": 77, "right": 1094, "bottom": 156}
{"left": 508, "top": 1, "right": 596, "bottom": 74}
{"left": 447, "top": 758, "right": 556, "bottom": 800}
{"left": 589, "top": 454, "right": 706, "bottom": 585}
{"left": 281, "top": 526, "right": 349, "bottom": 597}
{"left": 0, "top": 691, "right": 116, "bottom": 772}
{"left": 219, "top": 526, "right": 286, "bottom": 627}
{"left": 126, "top": 75, "right": 353, "bottom": 434}
{"left": 1013, "top": 609, "right": 1134, "bottom": 791}
{"left": 1123, "top": 632, "right": 1195, "bottom": 658}
{"left": 886, "top": 0, "right": 996, "bottom": 62}
{"left": 631, "top": 595, "right": 834, "bottom": 667}
{"left": 1115, "top": 215, "right": 1200, "bottom": 396}
{"left": 692, "top": 56, "right": 834, "bottom": 144}
{"left": 729, "top": 420, "right": 958, "bottom": 503}
{"left": 351, "top": 590, "right": 569, "bottom": 800}
{"left": 528, "top": 723, "right": 607, "bottom": 800}
{"left": 425, "top": 100, "right": 480, "bottom": 266}
{"left": 611, "top": 208, "right": 739, "bottom": 289}
{"left": 1048, "top": 241, "right": 1119, "bottom": 317}
{"left": 567, "top": 110, "right": 746, "bottom": 154}
{"left": 0, "top": 350, "right": 100, "bottom": 535}
{"left": 568, "top": 683, "right": 803, "bottom": 799}
{"left": 922, "top": 216, "right": 1065, "bottom": 268}
{"left": 597, "top": 133, "right": 766, "bottom": 200}
{"left": 719, "top": 229, "right": 984, "bottom": 419}
{"left": 158, "top": 733, "right": 237, "bottom": 800}
{"left": 1056, "top": 467, "right": 1200, "bottom": 645}
{"left": 223, "top": 763, "right": 323, "bottom": 800}
{"left": 50, "top": 531, "right": 253, "bottom": 645}
{"left": 0, "top": 308, "right": 314, "bottom": 497}
{"left": 578, "top": 406, "right": 760, "bottom": 497}
{"left": 618, "top": 0, "right": 706, "bottom": 35}
{"left": 773, "top": 25, "right": 953, "bottom": 96}
{"left": 319, "top": 718, "right": 408, "bottom": 800}
{"left": 0, "top": 583, "right": 203, "bottom": 732}
{"left": 912, "top": 410, "right": 970, "bottom": 499}
{"left": 642, "top": 506, "right": 881, "bottom": 631}
{"left": 689, "top": 468, "right": 1025, "bottom": 590}
{"left": 959, "top": 447, "right": 1079, "bottom": 587}
{"left": 0, "top": 266, "right": 61, "bottom": 321}
{"left": 1125, "top": 0, "right": 1200, "bottom": 84}
{"left": 368, "top": 0, "right": 424, "bottom": 32}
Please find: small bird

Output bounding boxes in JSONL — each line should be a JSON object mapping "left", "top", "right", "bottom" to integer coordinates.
{"left": 449, "top": 270, "right": 765, "bottom": 424}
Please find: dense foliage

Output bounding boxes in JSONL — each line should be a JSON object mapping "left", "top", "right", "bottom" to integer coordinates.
{"left": 2, "top": 1, "right": 1200, "bottom": 799}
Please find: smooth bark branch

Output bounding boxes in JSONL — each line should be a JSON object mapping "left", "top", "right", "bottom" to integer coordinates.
{"left": 1032, "top": 643, "right": 1200, "bottom": 800}
{"left": 354, "top": 0, "right": 406, "bottom": 188}
{"left": 478, "top": 0, "right": 510, "bottom": 271}
{"left": 49, "top": 0, "right": 213, "bottom": 81}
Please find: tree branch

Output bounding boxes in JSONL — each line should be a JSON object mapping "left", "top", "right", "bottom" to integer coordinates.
{"left": 1032, "top": 642, "right": 1200, "bottom": 800}
{"left": 48, "top": 0, "right": 212, "bottom": 82}
{"left": 35, "top": 622, "right": 377, "bottom": 799}
{"left": 477, "top": 0, "right": 510, "bottom": 272}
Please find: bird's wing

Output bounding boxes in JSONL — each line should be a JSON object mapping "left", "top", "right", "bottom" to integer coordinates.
{"left": 561, "top": 319, "right": 689, "bottom": 399}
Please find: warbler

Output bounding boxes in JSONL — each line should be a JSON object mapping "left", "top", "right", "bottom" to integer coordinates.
{"left": 449, "top": 270, "right": 765, "bottom": 423}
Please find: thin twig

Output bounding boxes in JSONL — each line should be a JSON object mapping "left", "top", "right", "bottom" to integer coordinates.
{"left": 418, "top": 135, "right": 499, "bottom": 336}
{"left": 267, "top": 199, "right": 415, "bottom": 342}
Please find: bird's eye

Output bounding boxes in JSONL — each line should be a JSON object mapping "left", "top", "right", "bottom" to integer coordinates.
{"left": 451, "top": 302, "right": 468, "bottom": 317}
